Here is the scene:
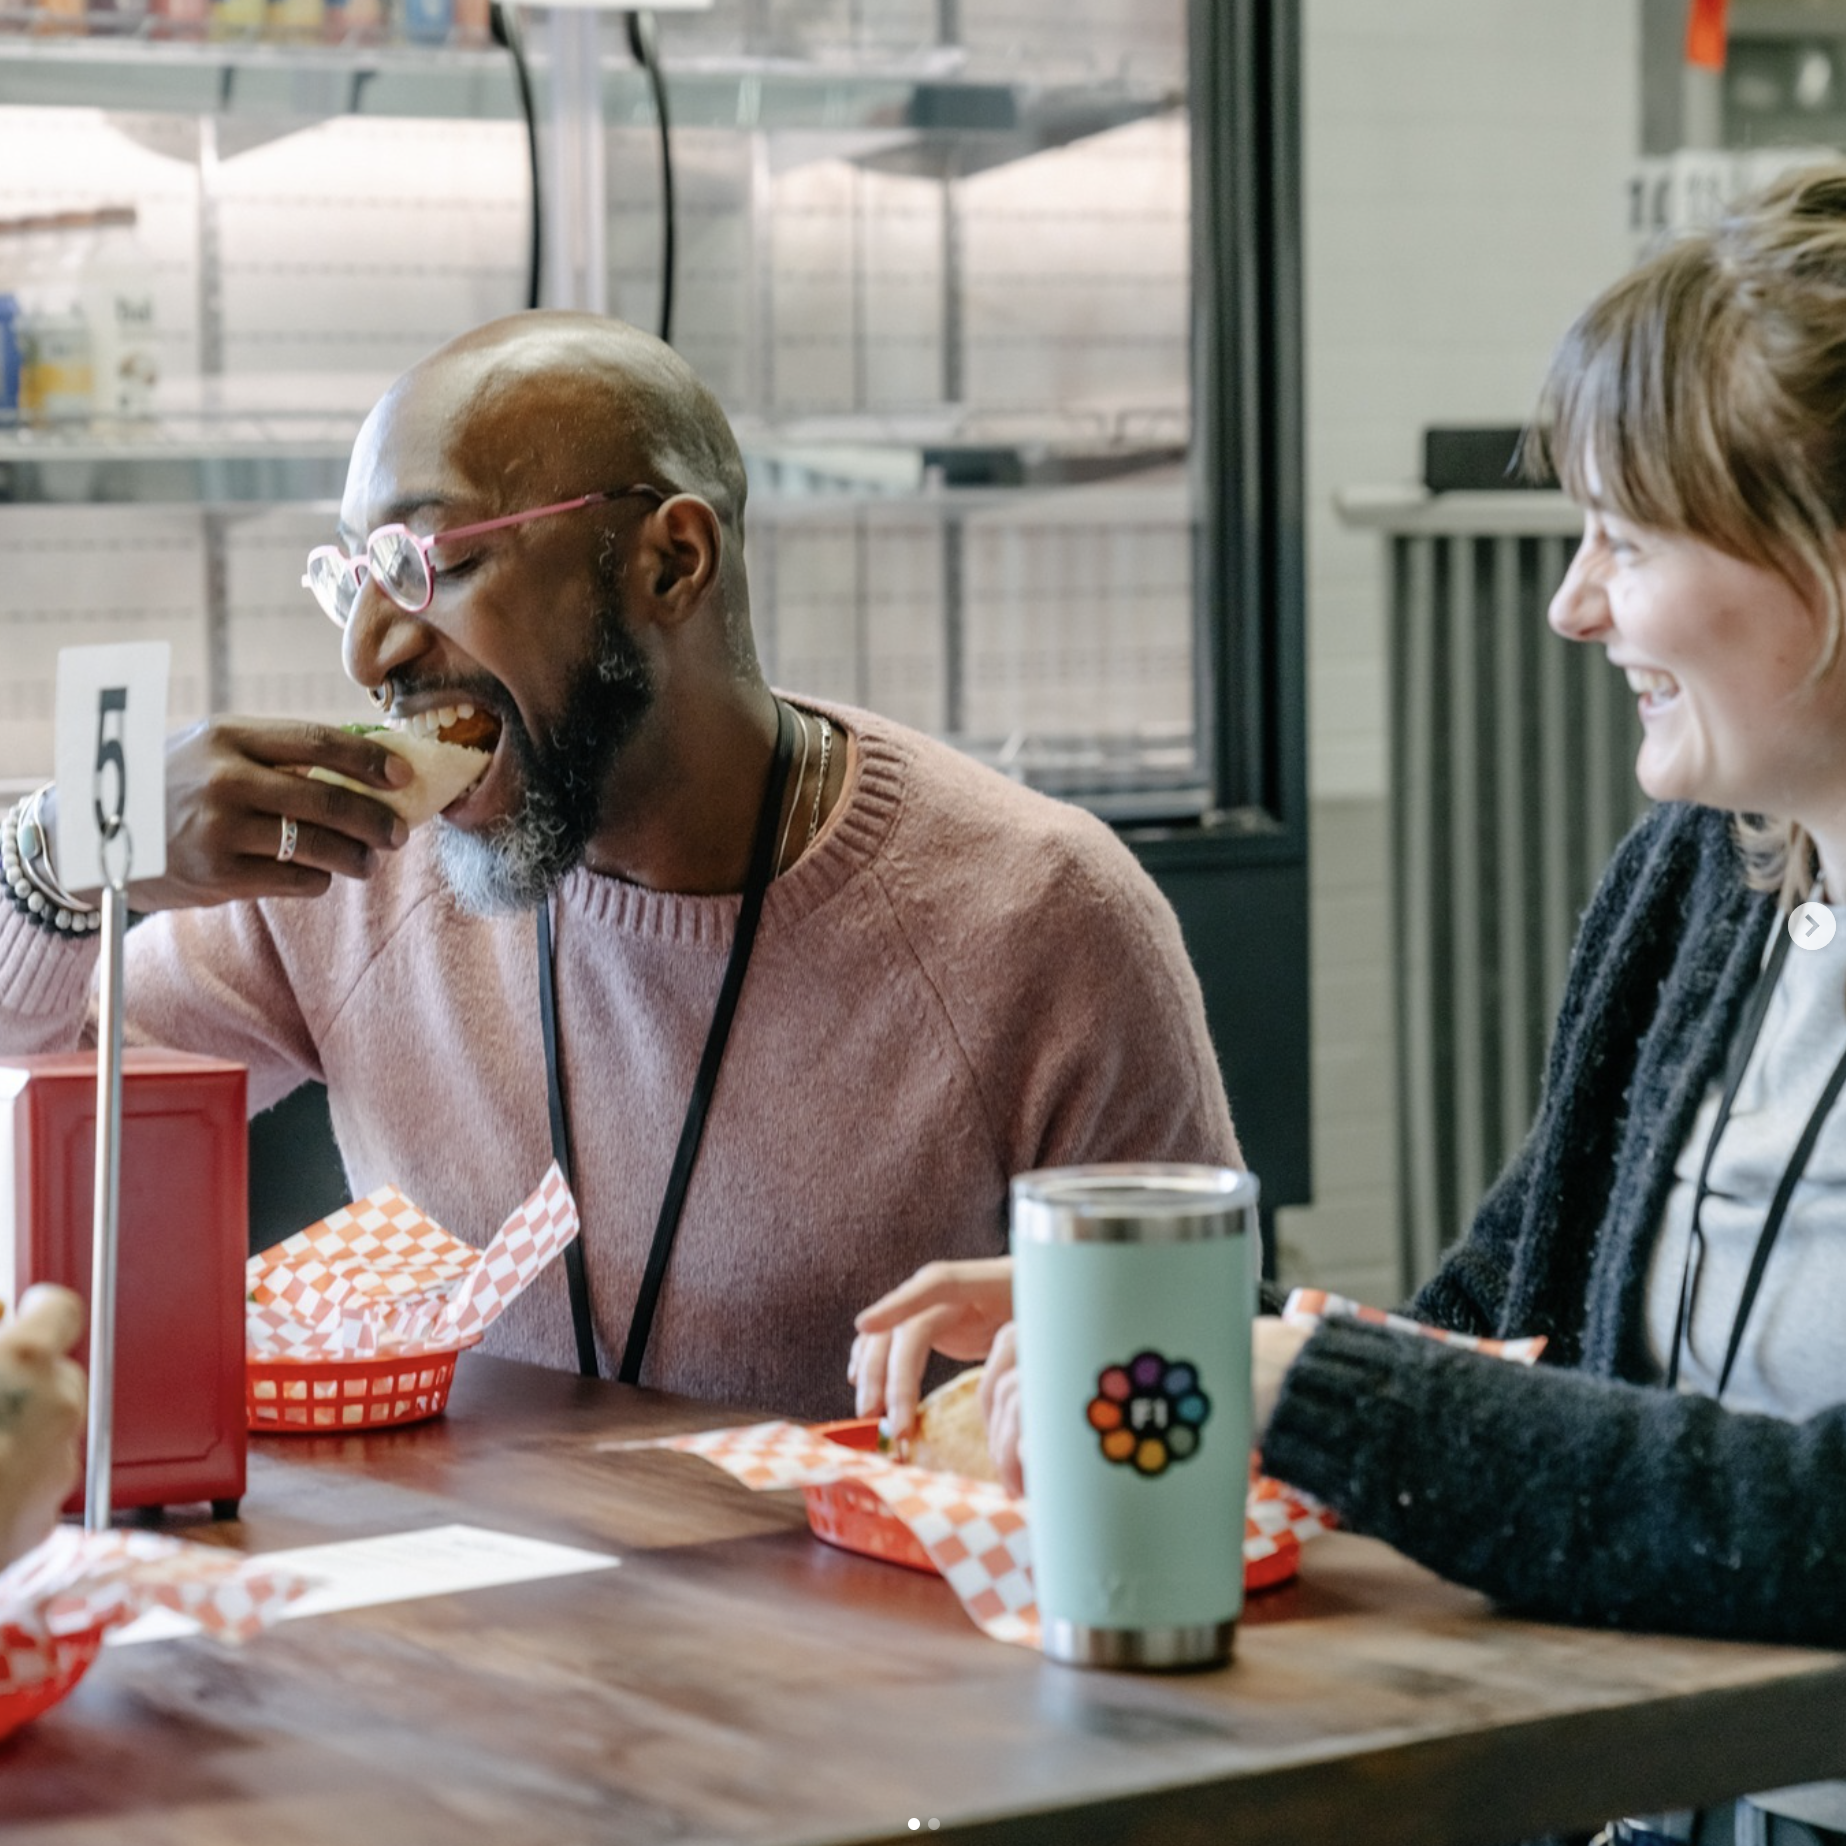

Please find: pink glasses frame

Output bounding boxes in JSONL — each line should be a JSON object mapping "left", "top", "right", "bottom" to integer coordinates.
{"left": 303, "top": 483, "right": 667, "bottom": 626}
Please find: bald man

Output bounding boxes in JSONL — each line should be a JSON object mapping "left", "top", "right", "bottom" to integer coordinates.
{"left": 0, "top": 313, "right": 1238, "bottom": 1417}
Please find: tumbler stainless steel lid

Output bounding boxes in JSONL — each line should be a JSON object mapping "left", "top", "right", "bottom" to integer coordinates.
{"left": 1010, "top": 1163, "right": 1258, "bottom": 1245}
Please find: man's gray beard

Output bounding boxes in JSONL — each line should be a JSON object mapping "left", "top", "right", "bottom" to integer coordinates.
{"left": 433, "top": 803, "right": 579, "bottom": 916}
{"left": 430, "top": 579, "right": 654, "bottom": 918}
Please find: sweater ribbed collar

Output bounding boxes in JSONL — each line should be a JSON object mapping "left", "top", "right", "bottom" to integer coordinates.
{"left": 552, "top": 697, "right": 904, "bottom": 946}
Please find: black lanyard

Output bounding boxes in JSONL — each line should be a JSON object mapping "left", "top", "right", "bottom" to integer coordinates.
{"left": 1670, "top": 914, "right": 1846, "bottom": 1401}
{"left": 537, "top": 699, "right": 795, "bottom": 1383}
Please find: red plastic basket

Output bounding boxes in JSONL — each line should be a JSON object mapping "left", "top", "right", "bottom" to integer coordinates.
{"left": 246, "top": 1344, "right": 469, "bottom": 1434}
{"left": 0, "top": 1621, "right": 108, "bottom": 1742}
{"left": 803, "top": 1419, "right": 1302, "bottom": 1593}
{"left": 803, "top": 1420, "right": 937, "bottom": 1573}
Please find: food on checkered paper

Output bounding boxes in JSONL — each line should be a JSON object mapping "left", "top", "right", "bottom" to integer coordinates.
{"left": 245, "top": 1167, "right": 580, "bottom": 1366}
{"left": 880, "top": 1366, "right": 996, "bottom": 1483}
{"left": 300, "top": 718, "right": 492, "bottom": 829}
{"left": 0, "top": 1525, "right": 312, "bottom": 1739}
{"left": 631, "top": 1419, "right": 1340, "bottom": 1648}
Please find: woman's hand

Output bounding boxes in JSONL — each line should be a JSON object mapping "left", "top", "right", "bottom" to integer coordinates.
{"left": 979, "top": 1322, "right": 1023, "bottom": 1497}
{"left": 848, "top": 1257, "right": 1015, "bottom": 1437}
{"left": 0, "top": 1286, "right": 88, "bottom": 1570}
{"left": 43, "top": 718, "right": 415, "bottom": 913}
{"left": 1253, "top": 1314, "right": 1314, "bottom": 1445}
{"left": 849, "top": 1268, "right": 1312, "bottom": 1500}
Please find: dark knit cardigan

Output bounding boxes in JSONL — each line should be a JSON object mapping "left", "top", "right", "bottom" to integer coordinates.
{"left": 1262, "top": 800, "right": 1846, "bottom": 1645}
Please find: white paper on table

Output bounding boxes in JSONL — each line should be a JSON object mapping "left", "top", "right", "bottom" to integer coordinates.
{"left": 108, "top": 1524, "right": 620, "bottom": 1645}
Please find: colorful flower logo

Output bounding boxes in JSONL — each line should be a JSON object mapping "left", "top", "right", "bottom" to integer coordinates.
{"left": 1086, "top": 1350, "right": 1210, "bottom": 1477}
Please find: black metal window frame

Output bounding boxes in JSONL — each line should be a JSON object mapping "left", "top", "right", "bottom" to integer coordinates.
{"left": 1171, "top": 0, "right": 1306, "bottom": 867}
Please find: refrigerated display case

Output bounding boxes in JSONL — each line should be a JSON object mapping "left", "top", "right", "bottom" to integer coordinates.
{"left": 0, "top": 0, "right": 1308, "bottom": 1242}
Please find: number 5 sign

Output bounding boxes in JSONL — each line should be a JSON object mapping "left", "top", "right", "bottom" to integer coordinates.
{"left": 54, "top": 642, "right": 169, "bottom": 891}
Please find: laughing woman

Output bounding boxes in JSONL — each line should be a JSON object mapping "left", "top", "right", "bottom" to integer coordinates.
{"left": 854, "top": 166, "right": 1846, "bottom": 1846}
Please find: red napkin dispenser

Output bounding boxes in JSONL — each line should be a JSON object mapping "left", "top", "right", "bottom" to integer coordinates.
{"left": 0, "top": 1049, "right": 247, "bottom": 1519}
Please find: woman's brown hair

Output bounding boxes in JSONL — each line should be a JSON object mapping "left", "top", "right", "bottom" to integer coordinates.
{"left": 1533, "top": 163, "right": 1846, "bottom": 907}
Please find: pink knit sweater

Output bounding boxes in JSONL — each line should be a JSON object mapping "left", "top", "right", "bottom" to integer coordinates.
{"left": 0, "top": 701, "right": 1238, "bottom": 1417}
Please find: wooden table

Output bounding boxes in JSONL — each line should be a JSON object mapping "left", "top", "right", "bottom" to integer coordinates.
{"left": 5, "top": 1356, "right": 1845, "bottom": 1846}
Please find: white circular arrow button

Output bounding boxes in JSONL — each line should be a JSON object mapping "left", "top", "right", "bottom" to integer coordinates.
{"left": 1789, "top": 902, "right": 1837, "bottom": 951}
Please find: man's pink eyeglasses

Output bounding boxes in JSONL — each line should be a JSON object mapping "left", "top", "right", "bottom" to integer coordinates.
{"left": 302, "top": 485, "right": 666, "bottom": 628}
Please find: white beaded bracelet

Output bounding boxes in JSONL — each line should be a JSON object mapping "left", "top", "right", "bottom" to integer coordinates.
{"left": 17, "top": 785, "right": 93, "bottom": 914}
{"left": 2, "top": 794, "right": 101, "bottom": 937}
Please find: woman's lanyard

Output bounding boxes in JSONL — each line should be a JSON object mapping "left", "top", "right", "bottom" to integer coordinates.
{"left": 1669, "top": 914, "right": 1846, "bottom": 1401}
{"left": 537, "top": 699, "right": 796, "bottom": 1383}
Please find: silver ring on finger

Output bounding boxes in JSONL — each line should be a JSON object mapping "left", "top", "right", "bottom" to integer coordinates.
{"left": 276, "top": 815, "right": 300, "bottom": 863}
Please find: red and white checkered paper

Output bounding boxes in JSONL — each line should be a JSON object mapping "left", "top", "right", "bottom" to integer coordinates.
{"left": 1281, "top": 1287, "right": 1548, "bottom": 1365}
{"left": 621, "top": 1305, "right": 1548, "bottom": 1651}
{"left": 622, "top": 1422, "right": 1335, "bottom": 1651}
{"left": 0, "top": 1525, "right": 312, "bottom": 1723}
{"left": 246, "top": 1164, "right": 580, "bottom": 1361}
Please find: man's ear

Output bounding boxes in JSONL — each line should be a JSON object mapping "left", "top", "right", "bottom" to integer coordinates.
{"left": 634, "top": 494, "right": 722, "bottom": 626}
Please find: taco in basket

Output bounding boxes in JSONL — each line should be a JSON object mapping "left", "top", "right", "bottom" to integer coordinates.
{"left": 889, "top": 1367, "right": 997, "bottom": 1483}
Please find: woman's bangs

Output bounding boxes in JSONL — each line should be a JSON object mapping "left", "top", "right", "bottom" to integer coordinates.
{"left": 1554, "top": 303, "right": 1695, "bottom": 533}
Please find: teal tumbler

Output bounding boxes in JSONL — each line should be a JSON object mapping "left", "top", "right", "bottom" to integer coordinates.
{"left": 1011, "top": 1163, "right": 1258, "bottom": 1670}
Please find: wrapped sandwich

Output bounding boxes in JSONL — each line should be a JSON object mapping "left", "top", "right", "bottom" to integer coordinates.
{"left": 306, "top": 718, "right": 493, "bottom": 828}
{"left": 884, "top": 1367, "right": 997, "bottom": 1483}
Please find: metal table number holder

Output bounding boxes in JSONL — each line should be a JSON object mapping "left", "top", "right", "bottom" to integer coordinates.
{"left": 83, "top": 818, "right": 131, "bottom": 1535}
{"left": 51, "top": 641, "right": 168, "bottom": 1537}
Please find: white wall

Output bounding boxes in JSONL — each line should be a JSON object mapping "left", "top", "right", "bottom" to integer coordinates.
{"left": 1278, "top": 0, "right": 1642, "bottom": 1303}
{"left": 1303, "top": 0, "right": 1640, "bottom": 800}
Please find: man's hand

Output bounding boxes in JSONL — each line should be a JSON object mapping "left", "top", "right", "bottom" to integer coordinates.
{"left": 848, "top": 1257, "right": 1014, "bottom": 1438}
{"left": 42, "top": 718, "right": 415, "bottom": 914}
{"left": 0, "top": 1286, "right": 88, "bottom": 1570}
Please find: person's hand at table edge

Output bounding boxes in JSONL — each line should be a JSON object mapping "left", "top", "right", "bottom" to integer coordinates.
{"left": 0, "top": 1285, "right": 88, "bottom": 1570}
{"left": 979, "top": 1322, "right": 1023, "bottom": 1498}
{"left": 849, "top": 1257, "right": 1015, "bottom": 1439}
{"left": 36, "top": 718, "right": 415, "bottom": 915}
{"left": 976, "top": 1315, "right": 1309, "bottom": 1499}
{"left": 1253, "top": 1314, "right": 1315, "bottom": 1447}
{"left": 852, "top": 1266, "right": 1318, "bottom": 1499}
